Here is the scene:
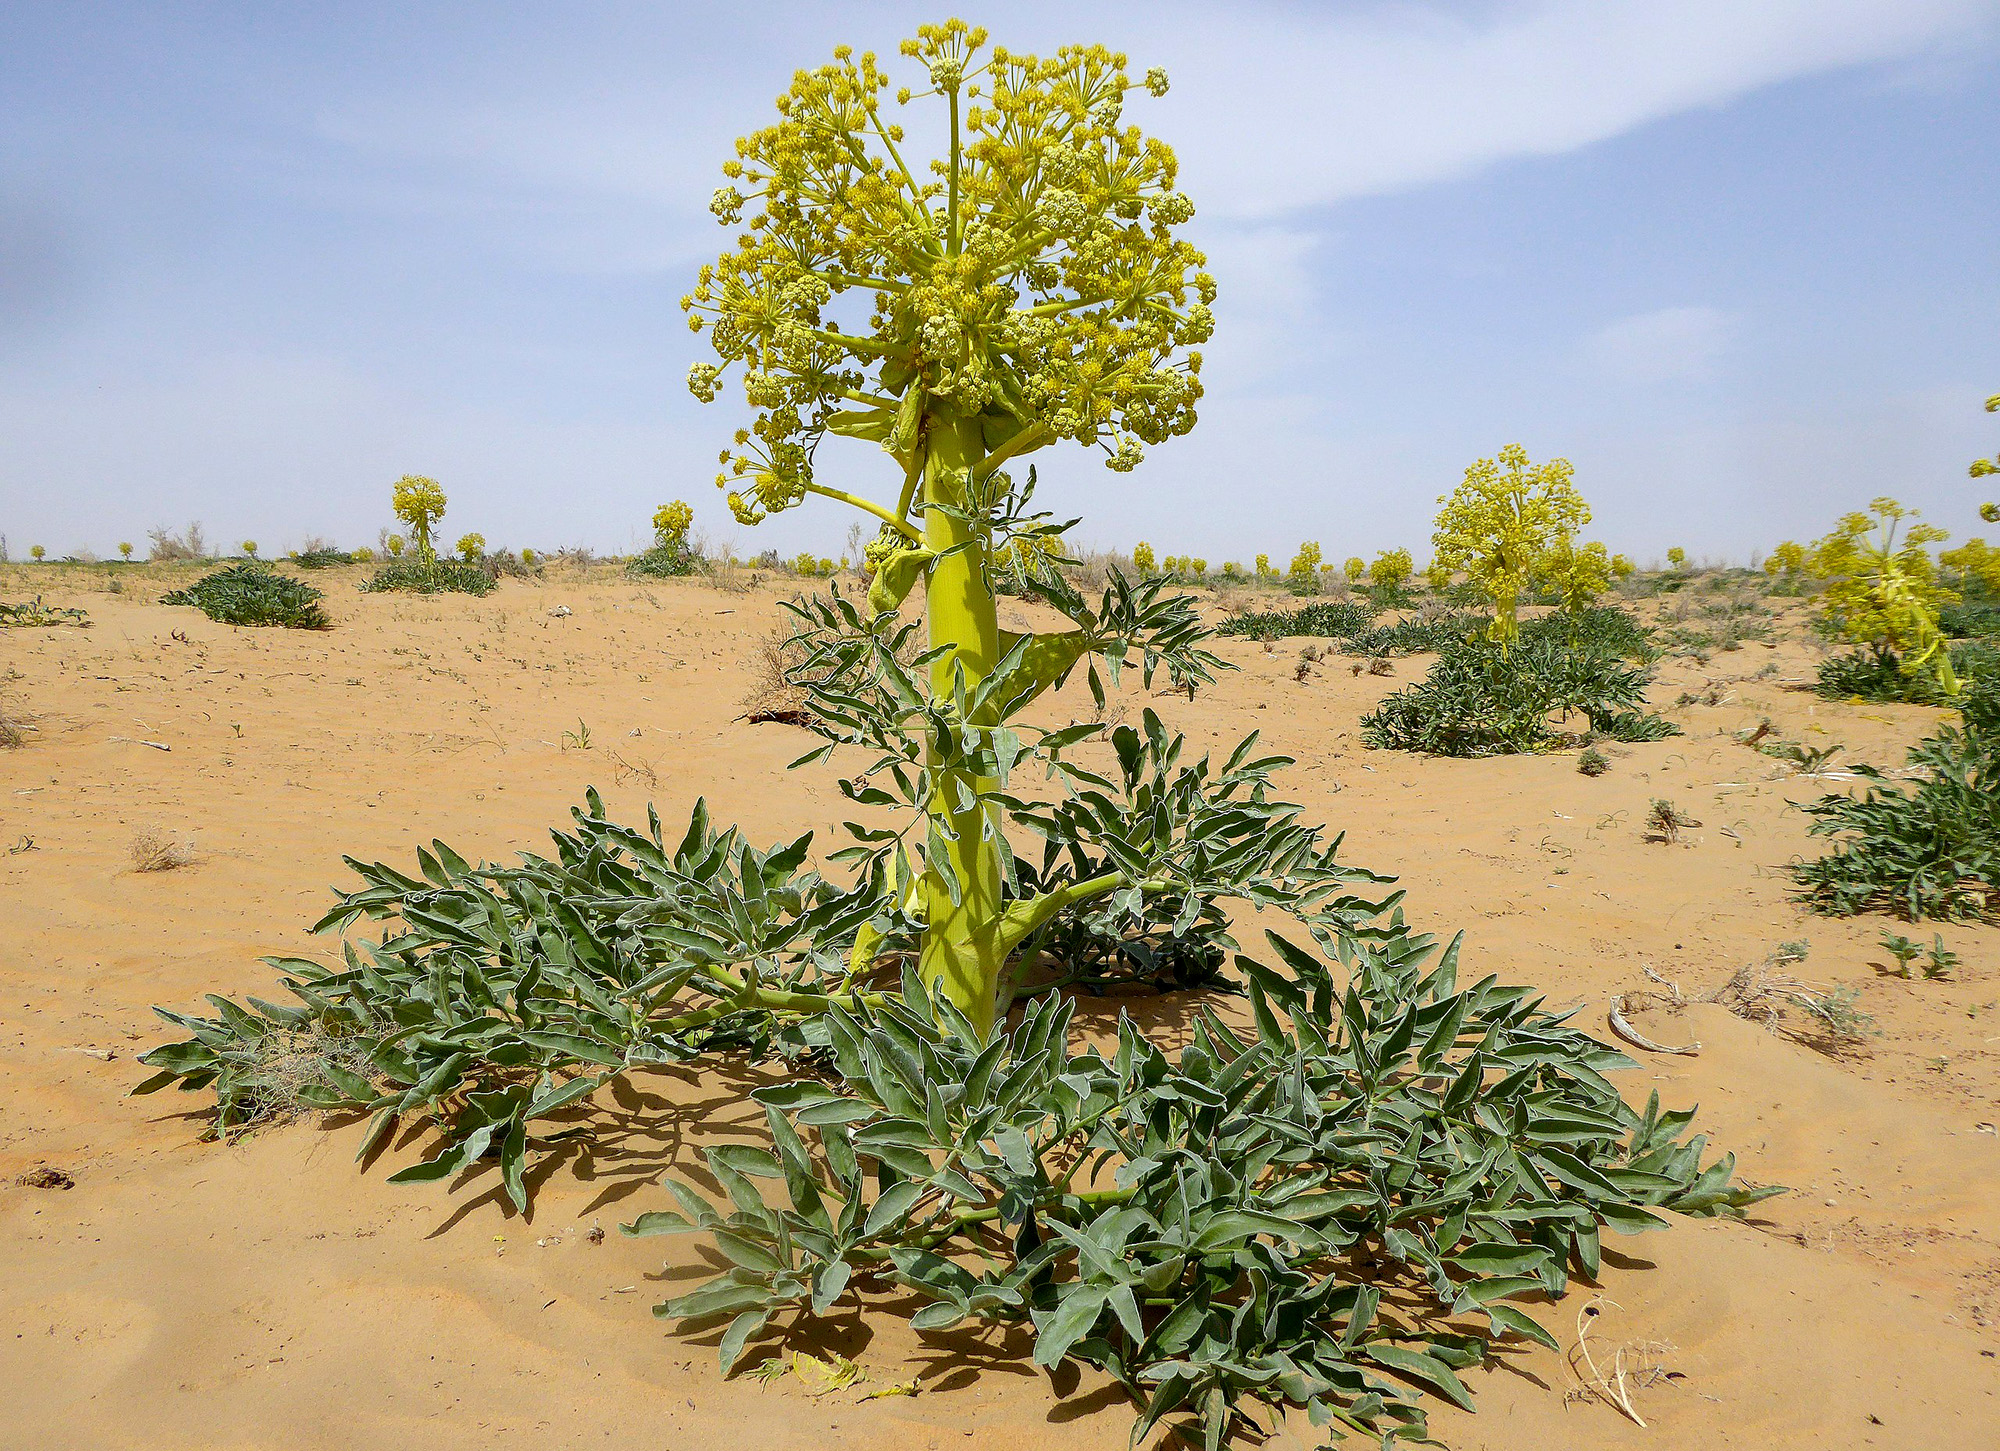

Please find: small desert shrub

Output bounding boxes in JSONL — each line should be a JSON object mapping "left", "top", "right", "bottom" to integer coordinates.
{"left": 1520, "top": 605, "right": 1655, "bottom": 661}
{"left": 1709, "top": 943, "right": 1877, "bottom": 1054}
{"left": 1577, "top": 747, "right": 1610, "bottom": 776}
{"left": 1361, "top": 637, "right": 1678, "bottom": 757}
{"left": 293, "top": 548, "right": 354, "bottom": 569}
{"left": 1792, "top": 668, "right": 2000, "bottom": 920}
{"left": 1217, "top": 599, "right": 1376, "bottom": 641}
{"left": 146, "top": 523, "right": 209, "bottom": 561}
{"left": 130, "top": 828, "right": 196, "bottom": 872}
{"left": 363, "top": 558, "right": 496, "bottom": 597}
{"left": 628, "top": 540, "right": 700, "bottom": 578}
{"left": 160, "top": 564, "right": 331, "bottom": 629}
{"left": 1642, "top": 798, "right": 1700, "bottom": 844}
{"left": 1, "top": 597, "right": 91, "bottom": 629}
{"left": 1816, "top": 640, "right": 1996, "bottom": 704}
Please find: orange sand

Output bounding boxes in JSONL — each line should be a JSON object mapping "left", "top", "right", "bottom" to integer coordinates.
{"left": 2, "top": 561, "right": 1995, "bottom": 1449}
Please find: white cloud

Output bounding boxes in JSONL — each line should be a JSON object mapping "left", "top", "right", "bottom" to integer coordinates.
{"left": 1584, "top": 304, "right": 1735, "bottom": 383}
{"left": 1150, "top": 0, "right": 1998, "bottom": 218}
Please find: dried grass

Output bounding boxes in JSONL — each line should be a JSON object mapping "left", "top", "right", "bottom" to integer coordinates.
{"left": 130, "top": 828, "right": 197, "bottom": 873}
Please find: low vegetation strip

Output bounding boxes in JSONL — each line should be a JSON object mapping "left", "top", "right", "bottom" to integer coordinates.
{"left": 158, "top": 564, "right": 330, "bottom": 629}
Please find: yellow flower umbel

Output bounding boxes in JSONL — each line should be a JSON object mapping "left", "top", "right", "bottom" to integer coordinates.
{"left": 1808, "top": 497, "right": 1958, "bottom": 695}
{"left": 1130, "top": 541, "right": 1156, "bottom": 575}
{"left": 680, "top": 22, "right": 1211, "bottom": 1032}
{"left": 456, "top": 532, "right": 486, "bottom": 563}
{"left": 1430, "top": 444, "right": 1588, "bottom": 648}
{"left": 391, "top": 475, "right": 448, "bottom": 567}
{"left": 1940, "top": 536, "right": 2000, "bottom": 594}
{"left": 1665, "top": 546, "right": 1688, "bottom": 572}
{"left": 1343, "top": 556, "right": 1366, "bottom": 585}
{"left": 653, "top": 500, "right": 694, "bottom": 549}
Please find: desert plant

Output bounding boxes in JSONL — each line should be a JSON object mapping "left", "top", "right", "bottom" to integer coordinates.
{"left": 384, "top": 533, "right": 405, "bottom": 558}
{"left": 1217, "top": 599, "right": 1377, "bottom": 642}
{"left": 1792, "top": 668, "right": 2000, "bottom": 920}
{"left": 390, "top": 476, "right": 447, "bottom": 566}
{"left": 146, "top": 523, "right": 208, "bottom": 562}
{"left": 294, "top": 547, "right": 353, "bottom": 569}
{"left": 363, "top": 557, "right": 495, "bottom": 597}
{"left": 455, "top": 532, "right": 486, "bottom": 563}
{"left": 1665, "top": 547, "right": 1687, "bottom": 572}
{"left": 130, "top": 828, "right": 196, "bottom": 872}
{"left": 1924, "top": 935, "right": 1959, "bottom": 979}
{"left": 1642, "top": 799, "right": 1699, "bottom": 844}
{"left": 1367, "top": 547, "right": 1415, "bottom": 605}
{"left": 118, "top": 542, "right": 134, "bottom": 560}
{"left": 1806, "top": 497, "right": 1958, "bottom": 698}
{"left": 1430, "top": 446, "right": 1588, "bottom": 647}
{"left": 159, "top": 564, "right": 330, "bottom": 629}
{"left": 1, "top": 597, "right": 90, "bottom": 629}
{"left": 28, "top": 545, "right": 44, "bottom": 562}
{"left": 138, "top": 25, "right": 1768, "bottom": 1449}
{"left": 1131, "top": 541, "right": 1156, "bottom": 575}
{"left": 1519, "top": 604, "right": 1654, "bottom": 661}
{"left": 240, "top": 540, "right": 258, "bottom": 558}
{"left": 1286, "top": 540, "right": 1322, "bottom": 592}
{"left": 1578, "top": 746, "right": 1609, "bottom": 776}
{"left": 1362, "top": 637, "right": 1676, "bottom": 757}
{"left": 1343, "top": 556, "right": 1366, "bottom": 584}
{"left": 1877, "top": 931, "right": 1922, "bottom": 977}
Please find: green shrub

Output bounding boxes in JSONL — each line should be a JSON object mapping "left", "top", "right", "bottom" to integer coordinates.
{"left": 1344, "top": 613, "right": 1480, "bottom": 657}
{"left": 1520, "top": 605, "right": 1656, "bottom": 661}
{"left": 1815, "top": 641, "right": 1996, "bottom": 704}
{"left": 293, "top": 548, "right": 353, "bottom": 569}
{"left": 627, "top": 540, "right": 700, "bottom": 578}
{"left": 1, "top": 596, "right": 90, "bottom": 629}
{"left": 1217, "top": 599, "right": 1376, "bottom": 641}
{"left": 1362, "top": 637, "right": 1676, "bottom": 757}
{"left": 159, "top": 564, "right": 330, "bottom": 629}
{"left": 1793, "top": 668, "right": 2000, "bottom": 920}
{"left": 362, "top": 558, "right": 495, "bottom": 597}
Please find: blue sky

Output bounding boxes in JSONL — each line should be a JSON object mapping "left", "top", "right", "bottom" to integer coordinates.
{"left": 2, "top": 1, "right": 1997, "bottom": 564}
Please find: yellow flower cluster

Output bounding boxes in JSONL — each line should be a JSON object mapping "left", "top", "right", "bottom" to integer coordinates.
{"left": 1765, "top": 540, "right": 1807, "bottom": 579}
{"left": 1940, "top": 536, "right": 2000, "bottom": 593}
{"left": 1430, "top": 445, "right": 1588, "bottom": 645}
{"left": 456, "top": 532, "right": 486, "bottom": 562}
{"left": 1808, "top": 497, "right": 1957, "bottom": 692}
{"left": 1131, "top": 540, "right": 1156, "bottom": 574}
{"left": 794, "top": 553, "right": 842, "bottom": 578}
{"left": 390, "top": 475, "right": 448, "bottom": 565}
{"left": 1286, "top": 541, "right": 1321, "bottom": 586}
{"left": 1371, "top": 548, "right": 1413, "bottom": 590}
{"left": 653, "top": 500, "right": 695, "bottom": 548}
{"left": 683, "top": 21, "right": 1213, "bottom": 524}
{"left": 1665, "top": 546, "right": 1688, "bottom": 571}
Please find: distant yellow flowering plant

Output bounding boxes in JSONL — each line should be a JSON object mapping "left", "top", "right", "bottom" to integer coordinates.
{"left": 1343, "top": 556, "right": 1366, "bottom": 584}
{"left": 390, "top": 475, "right": 447, "bottom": 565}
{"left": 1765, "top": 540, "right": 1806, "bottom": 579}
{"left": 1610, "top": 553, "right": 1635, "bottom": 580}
{"left": 1130, "top": 540, "right": 1155, "bottom": 575}
{"left": 653, "top": 500, "right": 695, "bottom": 547}
{"left": 456, "top": 532, "right": 486, "bottom": 562}
{"left": 1665, "top": 546, "right": 1687, "bottom": 571}
{"left": 1430, "top": 444, "right": 1588, "bottom": 646}
{"left": 1370, "top": 547, "right": 1413, "bottom": 592}
{"left": 1286, "top": 541, "right": 1321, "bottom": 588}
{"left": 1940, "top": 536, "right": 2000, "bottom": 593}
{"left": 1808, "top": 497, "right": 1958, "bottom": 694}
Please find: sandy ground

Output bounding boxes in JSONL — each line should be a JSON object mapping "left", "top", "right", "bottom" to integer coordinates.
{"left": 2, "top": 560, "right": 1996, "bottom": 1451}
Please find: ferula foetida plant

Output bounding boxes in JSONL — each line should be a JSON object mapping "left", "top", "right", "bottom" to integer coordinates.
{"left": 1807, "top": 497, "right": 1958, "bottom": 695}
{"left": 1430, "top": 444, "right": 1588, "bottom": 647}
{"left": 653, "top": 500, "right": 694, "bottom": 549}
{"left": 390, "top": 475, "right": 448, "bottom": 566}
{"left": 456, "top": 532, "right": 486, "bottom": 563}
{"left": 683, "top": 19, "right": 1212, "bottom": 1032}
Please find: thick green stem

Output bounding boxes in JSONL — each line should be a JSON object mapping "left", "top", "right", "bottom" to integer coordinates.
{"left": 918, "top": 410, "right": 1006, "bottom": 1035}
